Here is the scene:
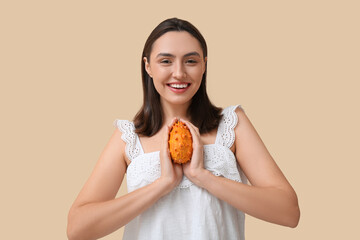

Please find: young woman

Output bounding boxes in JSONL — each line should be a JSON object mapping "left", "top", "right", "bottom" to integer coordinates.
{"left": 67, "top": 18, "right": 300, "bottom": 240}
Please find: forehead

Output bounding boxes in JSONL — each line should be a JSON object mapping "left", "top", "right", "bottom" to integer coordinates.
{"left": 151, "top": 31, "right": 203, "bottom": 57}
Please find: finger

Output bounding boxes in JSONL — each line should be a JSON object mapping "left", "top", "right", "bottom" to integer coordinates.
{"left": 181, "top": 119, "right": 201, "bottom": 141}
{"left": 181, "top": 119, "right": 200, "bottom": 134}
{"left": 168, "top": 117, "right": 179, "bottom": 128}
{"left": 162, "top": 124, "right": 172, "bottom": 154}
{"left": 166, "top": 117, "right": 179, "bottom": 134}
{"left": 181, "top": 121, "right": 203, "bottom": 151}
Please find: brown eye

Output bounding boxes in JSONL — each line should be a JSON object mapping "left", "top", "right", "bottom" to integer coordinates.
{"left": 186, "top": 59, "right": 197, "bottom": 64}
{"left": 160, "top": 59, "right": 171, "bottom": 64}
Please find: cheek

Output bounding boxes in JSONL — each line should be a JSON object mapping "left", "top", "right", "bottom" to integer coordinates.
{"left": 188, "top": 67, "right": 204, "bottom": 81}
{"left": 151, "top": 73, "right": 168, "bottom": 92}
{"left": 151, "top": 64, "right": 169, "bottom": 74}
{"left": 152, "top": 78, "right": 163, "bottom": 89}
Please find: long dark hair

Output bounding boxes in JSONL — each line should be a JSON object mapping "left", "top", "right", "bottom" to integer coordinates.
{"left": 134, "top": 17, "right": 222, "bottom": 136}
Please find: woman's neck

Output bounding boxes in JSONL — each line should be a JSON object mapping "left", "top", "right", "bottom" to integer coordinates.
{"left": 161, "top": 100, "right": 191, "bottom": 124}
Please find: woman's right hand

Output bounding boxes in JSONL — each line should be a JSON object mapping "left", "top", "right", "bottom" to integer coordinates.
{"left": 158, "top": 118, "right": 183, "bottom": 194}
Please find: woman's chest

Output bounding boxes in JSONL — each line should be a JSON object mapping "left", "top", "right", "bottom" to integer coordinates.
{"left": 126, "top": 145, "right": 242, "bottom": 192}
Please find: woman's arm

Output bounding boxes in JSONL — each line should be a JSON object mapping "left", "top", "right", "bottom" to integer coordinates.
{"left": 183, "top": 109, "right": 300, "bottom": 228}
{"left": 195, "top": 170, "right": 300, "bottom": 227}
{"left": 67, "top": 124, "right": 182, "bottom": 240}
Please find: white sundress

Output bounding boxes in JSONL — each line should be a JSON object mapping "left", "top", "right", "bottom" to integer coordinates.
{"left": 113, "top": 105, "right": 248, "bottom": 240}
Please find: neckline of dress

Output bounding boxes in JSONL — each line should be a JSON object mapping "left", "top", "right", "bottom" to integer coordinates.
{"left": 131, "top": 107, "right": 230, "bottom": 159}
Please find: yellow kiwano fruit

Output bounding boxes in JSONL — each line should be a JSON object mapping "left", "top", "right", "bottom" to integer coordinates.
{"left": 168, "top": 121, "right": 193, "bottom": 164}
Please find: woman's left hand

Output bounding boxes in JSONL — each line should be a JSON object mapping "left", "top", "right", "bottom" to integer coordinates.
{"left": 181, "top": 120, "right": 208, "bottom": 188}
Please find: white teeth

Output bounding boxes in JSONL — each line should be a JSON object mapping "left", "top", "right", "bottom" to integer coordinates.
{"left": 169, "top": 83, "right": 189, "bottom": 89}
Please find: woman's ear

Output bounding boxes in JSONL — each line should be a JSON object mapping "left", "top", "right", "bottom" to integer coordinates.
{"left": 202, "top": 57, "right": 207, "bottom": 74}
{"left": 143, "top": 57, "right": 153, "bottom": 78}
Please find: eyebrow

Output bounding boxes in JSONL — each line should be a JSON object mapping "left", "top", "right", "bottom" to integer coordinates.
{"left": 156, "top": 51, "right": 201, "bottom": 58}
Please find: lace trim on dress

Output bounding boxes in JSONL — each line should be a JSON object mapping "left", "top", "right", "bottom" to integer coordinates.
{"left": 177, "top": 176, "right": 194, "bottom": 189}
{"left": 215, "top": 105, "right": 244, "bottom": 149}
{"left": 203, "top": 145, "right": 242, "bottom": 183}
{"left": 113, "top": 119, "right": 142, "bottom": 161}
{"left": 126, "top": 152, "right": 161, "bottom": 190}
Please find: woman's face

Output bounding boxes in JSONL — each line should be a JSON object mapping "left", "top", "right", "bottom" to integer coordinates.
{"left": 144, "top": 31, "right": 207, "bottom": 107}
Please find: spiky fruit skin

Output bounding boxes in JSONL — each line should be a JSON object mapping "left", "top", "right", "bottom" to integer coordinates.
{"left": 168, "top": 121, "right": 193, "bottom": 164}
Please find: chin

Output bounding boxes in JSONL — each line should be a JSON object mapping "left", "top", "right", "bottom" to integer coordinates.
{"left": 162, "top": 96, "right": 193, "bottom": 106}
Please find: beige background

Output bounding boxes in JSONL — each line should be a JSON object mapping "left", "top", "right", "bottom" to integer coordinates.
{"left": 1, "top": 0, "right": 359, "bottom": 239}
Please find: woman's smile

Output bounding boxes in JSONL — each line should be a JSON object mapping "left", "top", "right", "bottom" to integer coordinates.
{"left": 167, "top": 82, "right": 191, "bottom": 93}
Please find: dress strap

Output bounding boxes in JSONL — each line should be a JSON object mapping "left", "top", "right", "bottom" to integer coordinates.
{"left": 215, "top": 105, "right": 245, "bottom": 149}
{"left": 113, "top": 119, "right": 143, "bottom": 161}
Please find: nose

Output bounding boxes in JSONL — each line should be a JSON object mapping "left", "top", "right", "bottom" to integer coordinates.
{"left": 172, "top": 61, "right": 187, "bottom": 79}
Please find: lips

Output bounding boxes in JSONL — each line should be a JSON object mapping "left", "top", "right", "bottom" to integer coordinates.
{"left": 166, "top": 83, "right": 191, "bottom": 93}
